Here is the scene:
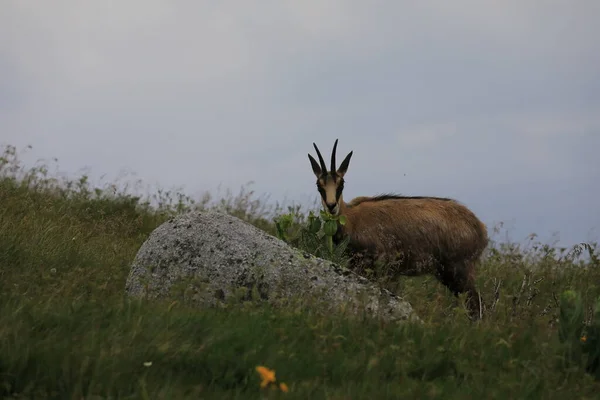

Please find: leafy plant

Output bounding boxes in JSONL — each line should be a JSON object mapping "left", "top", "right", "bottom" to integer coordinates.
{"left": 274, "top": 209, "right": 350, "bottom": 265}
{"left": 274, "top": 212, "right": 295, "bottom": 243}
{"left": 319, "top": 209, "right": 347, "bottom": 255}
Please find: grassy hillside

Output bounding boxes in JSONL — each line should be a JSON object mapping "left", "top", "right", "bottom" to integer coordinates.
{"left": 1, "top": 144, "right": 599, "bottom": 399}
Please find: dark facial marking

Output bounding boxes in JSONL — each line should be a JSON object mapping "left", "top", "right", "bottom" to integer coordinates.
{"left": 316, "top": 181, "right": 325, "bottom": 198}
{"left": 335, "top": 179, "right": 344, "bottom": 201}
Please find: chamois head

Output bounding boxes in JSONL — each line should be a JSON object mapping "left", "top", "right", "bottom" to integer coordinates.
{"left": 308, "top": 139, "right": 353, "bottom": 215}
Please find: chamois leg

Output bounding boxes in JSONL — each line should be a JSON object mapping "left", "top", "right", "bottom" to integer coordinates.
{"left": 436, "top": 260, "right": 483, "bottom": 321}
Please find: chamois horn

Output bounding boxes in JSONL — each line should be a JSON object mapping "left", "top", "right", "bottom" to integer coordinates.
{"left": 313, "top": 142, "right": 328, "bottom": 174}
{"left": 331, "top": 138, "right": 338, "bottom": 173}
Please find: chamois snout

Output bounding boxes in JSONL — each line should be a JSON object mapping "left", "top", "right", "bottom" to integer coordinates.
{"left": 325, "top": 202, "right": 338, "bottom": 214}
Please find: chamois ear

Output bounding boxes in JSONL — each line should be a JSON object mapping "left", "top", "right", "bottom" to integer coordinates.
{"left": 337, "top": 151, "right": 353, "bottom": 177}
{"left": 308, "top": 154, "right": 322, "bottom": 178}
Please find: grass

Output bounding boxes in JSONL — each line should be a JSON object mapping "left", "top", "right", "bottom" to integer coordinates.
{"left": 1, "top": 143, "right": 599, "bottom": 399}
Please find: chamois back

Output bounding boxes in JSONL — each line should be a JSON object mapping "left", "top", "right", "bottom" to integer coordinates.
{"left": 343, "top": 195, "right": 488, "bottom": 266}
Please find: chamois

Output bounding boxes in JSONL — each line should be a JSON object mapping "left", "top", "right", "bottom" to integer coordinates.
{"left": 308, "top": 139, "right": 488, "bottom": 320}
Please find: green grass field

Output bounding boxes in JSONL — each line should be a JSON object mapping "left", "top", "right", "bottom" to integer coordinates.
{"left": 1, "top": 144, "right": 599, "bottom": 399}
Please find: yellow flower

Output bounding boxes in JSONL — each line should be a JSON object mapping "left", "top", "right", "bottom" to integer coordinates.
{"left": 279, "top": 382, "right": 289, "bottom": 392}
{"left": 255, "top": 366, "right": 276, "bottom": 388}
{"left": 581, "top": 335, "right": 587, "bottom": 343}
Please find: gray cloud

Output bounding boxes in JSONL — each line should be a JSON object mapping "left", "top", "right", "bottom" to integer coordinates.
{"left": 1, "top": 0, "right": 599, "bottom": 247}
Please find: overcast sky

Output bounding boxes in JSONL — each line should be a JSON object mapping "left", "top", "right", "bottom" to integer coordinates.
{"left": 1, "top": 1, "right": 599, "bottom": 247}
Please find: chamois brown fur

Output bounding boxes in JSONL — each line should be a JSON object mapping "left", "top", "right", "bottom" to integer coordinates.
{"left": 308, "top": 140, "right": 488, "bottom": 320}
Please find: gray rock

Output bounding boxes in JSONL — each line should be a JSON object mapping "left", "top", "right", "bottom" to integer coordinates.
{"left": 125, "top": 210, "right": 418, "bottom": 323}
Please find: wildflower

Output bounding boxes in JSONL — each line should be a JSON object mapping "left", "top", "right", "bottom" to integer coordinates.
{"left": 255, "top": 366, "right": 276, "bottom": 388}
{"left": 581, "top": 335, "right": 587, "bottom": 343}
{"left": 255, "top": 366, "right": 289, "bottom": 392}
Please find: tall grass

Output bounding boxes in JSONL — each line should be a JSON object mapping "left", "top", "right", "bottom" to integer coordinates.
{"left": 1, "top": 144, "right": 599, "bottom": 399}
